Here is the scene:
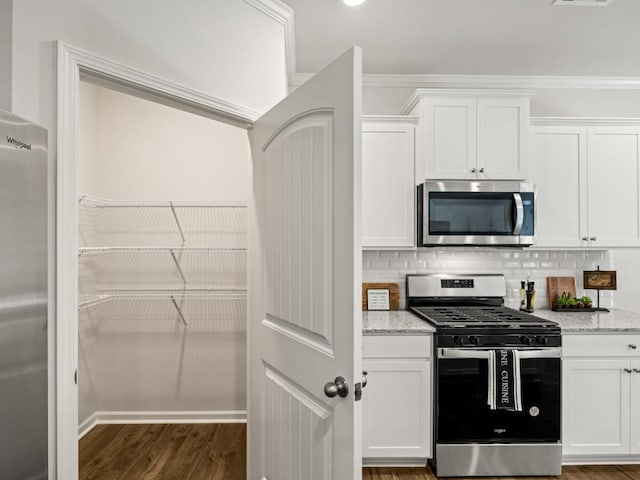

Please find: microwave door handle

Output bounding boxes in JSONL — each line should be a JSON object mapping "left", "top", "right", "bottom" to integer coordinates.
{"left": 513, "top": 193, "right": 524, "bottom": 235}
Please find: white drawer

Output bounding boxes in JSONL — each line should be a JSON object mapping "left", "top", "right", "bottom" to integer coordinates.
{"left": 563, "top": 334, "right": 640, "bottom": 357}
{"left": 363, "top": 334, "right": 432, "bottom": 359}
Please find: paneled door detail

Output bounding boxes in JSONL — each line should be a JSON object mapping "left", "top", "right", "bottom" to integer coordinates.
{"left": 248, "top": 47, "right": 363, "bottom": 480}
{"left": 563, "top": 358, "right": 631, "bottom": 456}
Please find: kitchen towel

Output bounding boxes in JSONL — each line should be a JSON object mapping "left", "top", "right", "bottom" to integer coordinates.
{"left": 487, "top": 349, "right": 523, "bottom": 411}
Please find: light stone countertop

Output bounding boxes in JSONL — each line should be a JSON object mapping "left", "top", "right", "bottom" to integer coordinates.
{"left": 362, "top": 310, "right": 435, "bottom": 334}
{"left": 533, "top": 308, "right": 640, "bottom": 333}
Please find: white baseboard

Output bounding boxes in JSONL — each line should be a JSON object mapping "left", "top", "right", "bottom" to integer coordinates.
{"left": 363, "top": 458, "right": 429, "bottom": 467}
{"left": 77, "top": 410, "right": 247, "bottom": 439}
{"left": 563, "top": 455, "right": 640, "bottom": 465}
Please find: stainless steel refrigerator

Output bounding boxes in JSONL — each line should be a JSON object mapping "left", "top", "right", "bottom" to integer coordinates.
{"left": 0, "top": 109, "right": 48, "bottom": 479}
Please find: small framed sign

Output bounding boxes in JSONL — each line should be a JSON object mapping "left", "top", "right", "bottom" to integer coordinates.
{"left": 583, "top": 270, "right": 617, "bottom": 290}
{"left": 366, "top": 288, "right": 390, "bottom": 311}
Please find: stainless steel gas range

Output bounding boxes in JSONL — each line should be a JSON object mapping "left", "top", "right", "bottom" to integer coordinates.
{"left": 407, "top": 273, "right": 562, "bottom": 478}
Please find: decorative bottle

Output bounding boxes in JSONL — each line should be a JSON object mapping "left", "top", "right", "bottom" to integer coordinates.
{"left": 519, "top": 281, "right": 527, "bottom": 311}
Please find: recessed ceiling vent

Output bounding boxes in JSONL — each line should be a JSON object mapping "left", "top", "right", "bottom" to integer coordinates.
{"left": 552, "top": 0, "right": 615, "bottom": 6}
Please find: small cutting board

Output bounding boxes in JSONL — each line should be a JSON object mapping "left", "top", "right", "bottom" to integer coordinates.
{"left": 546, "top": 276, "right": 577, "bottom": 307}
{"left": 362, "top": 283, "right": 400, "bottom": 310}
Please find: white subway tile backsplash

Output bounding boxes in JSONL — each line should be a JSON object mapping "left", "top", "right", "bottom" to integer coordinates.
{"left": 369, "top": 260, "right": 389, "bottom": 270}
{"left": 379, "top": 251, "right": 399, "bottom": 260}
{"left": 389, "top": 260, "right": 408, "bottom": 269}
{"left": 363, "top": 248, "right": 615, "bottom": 310}
{"left": 408, "top": 260, "right": 428, "bottom": 270}
{"left": 363, "top": 251, "right": 379, "bottom": 261}
{"left": 521, "top": 261, "right": 540, "bottom": 269}
{"left": 503, "top": 261, "right": 521, "bottom": 269}
{"left": 398, "top": 250, "right": 418, "bottom": 261}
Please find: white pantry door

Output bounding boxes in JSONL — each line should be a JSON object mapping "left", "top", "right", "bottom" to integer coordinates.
{"left": 248, "top": 47, "right": 363, "bottom": 480}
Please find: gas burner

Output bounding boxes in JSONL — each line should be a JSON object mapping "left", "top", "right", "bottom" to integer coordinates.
{"left": 406, "top": 274, "right": 561, "bottom": 343}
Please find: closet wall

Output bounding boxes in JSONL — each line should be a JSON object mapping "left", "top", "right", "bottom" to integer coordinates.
{"left": 78, "top": 81, "right": 250, "bottom": 432}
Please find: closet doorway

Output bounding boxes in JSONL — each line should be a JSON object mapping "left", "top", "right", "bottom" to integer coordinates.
{"left": 76, "top": 78, "right": 250, "bottom": 478}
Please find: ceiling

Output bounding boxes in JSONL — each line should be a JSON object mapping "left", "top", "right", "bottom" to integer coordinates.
{"left": 281, "top": 0, "right": 640, "bottom": 77}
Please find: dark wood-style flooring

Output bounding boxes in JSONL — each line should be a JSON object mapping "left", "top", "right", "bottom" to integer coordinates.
{"left": 80, "top": 424, "right": 640, "bottom": 480}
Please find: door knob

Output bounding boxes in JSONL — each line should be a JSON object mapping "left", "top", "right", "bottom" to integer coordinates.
{"left": 362, "top": 370, "right": 368, "bottom": 388}
{"left": 324, "top": 376, "right": 349, "bottom": 398}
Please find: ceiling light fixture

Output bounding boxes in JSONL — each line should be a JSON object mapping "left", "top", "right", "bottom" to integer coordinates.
{"left": 343, "top": 0, "right": 366, "bottom": 6}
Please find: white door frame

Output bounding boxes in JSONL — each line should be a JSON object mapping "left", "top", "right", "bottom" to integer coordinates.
{"left": 55, "top": 41, "right": 260, "bottom": 480}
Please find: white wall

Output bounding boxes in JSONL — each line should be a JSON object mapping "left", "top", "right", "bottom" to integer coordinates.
{"left": 609, "top": 250, "right": 640, "bottom": 313}
{"left": 78, "top": 81, "right": 251, "bottom": 201}
{"left": 0, "top": 0, "right": 11, "bottom": 111}
{"left": 12, "top": 0, "right": 287, "bottom": 124}
{"left": 77, "top": 81, "right": 249, "bottom": 426}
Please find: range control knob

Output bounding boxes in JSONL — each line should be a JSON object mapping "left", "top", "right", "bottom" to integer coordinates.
{"left": 536, "top": 336, "right": 548, "bottom": 346}
{"left": 453, "top": 336, "right": 462, "bottom": 345}
{"left": 520, "top": 336, "right": 533, "bottom": 346}
{"left": 469, "top": 336, "right": 480, "bottom": 346}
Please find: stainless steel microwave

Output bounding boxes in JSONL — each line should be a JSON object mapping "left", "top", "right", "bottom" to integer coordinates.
{"left": 417, "top": 181, "right": 536, "bottom": 247}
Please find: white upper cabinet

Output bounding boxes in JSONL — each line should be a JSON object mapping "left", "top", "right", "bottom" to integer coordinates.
{"left": 587, "top": 127, "right": 640, "bottom": 247}
{"left": 362, "top": 116, "right": 417, "bottom": 248}
{"left": 422, "top": 97, "right": 476, "bottom": 180}
{"left": 405, "top": 90, "right": 531, "bottom": 181}
{"left": 477, "top": 98, "right": 529, "bottom": 180}
{"left": 531, "top": 126, "right": 588, "bottom": 247}
{"left": 532, "top": 123, "right": 640, "bottom": 248}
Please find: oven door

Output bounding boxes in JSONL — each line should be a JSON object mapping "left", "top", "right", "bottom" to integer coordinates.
{"left": 436, "top": 347, "right": 561, "bottom": 444}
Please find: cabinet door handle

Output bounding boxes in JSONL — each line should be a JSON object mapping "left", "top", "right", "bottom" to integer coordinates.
{"left": 582, "top": 237, "right": 589, "bottom": 241}
{"left": 629, "top": 344, "right": 638, "bottom": 350}
{"left": 471, "top": 168, "right": 477, "bottom": 173}
{"left": 590, "top": 237, "right": 597, "bottom": 241}
{"left": 479, "top": 167, "right": 485, "bottom": 173}
{"left": 624, "top": 368, "right": 633, "bottom": 373}
{"left": 634, "top": 369, "right": 640, "bottom": 374}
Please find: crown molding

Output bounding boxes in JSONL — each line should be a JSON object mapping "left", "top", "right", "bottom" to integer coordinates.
{"left": 292, "top": 72, "right": 640, "bottom": 91}
{"left": 531, "top": 116, "right": 640, "bottom": 126}
{"left": 244, "top": 0, "right": 296, "bottom": 90}
{"left": 400, "top": 88, "right": 536, "bottom": 114}
{"left": 362, "top": 114, "right": 420, "bottom": 124}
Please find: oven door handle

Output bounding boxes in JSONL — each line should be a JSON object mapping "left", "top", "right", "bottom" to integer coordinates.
{"left": 438, "top": 347, "right": 562, "bottom": 359}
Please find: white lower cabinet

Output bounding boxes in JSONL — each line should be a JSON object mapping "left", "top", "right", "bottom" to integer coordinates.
{"left": 562, "top": 334, "right": 640, "bottom": 460}
{"left": 362, "top": 334, "right": 432, "bottom": 464}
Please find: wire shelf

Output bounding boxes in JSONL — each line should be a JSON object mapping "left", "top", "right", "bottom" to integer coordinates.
{"left": 78, "top": 248, "right": 247, "bottom": 291}
{"left": 78, "top": 294, "right": 247, "bottom": 333}
{"left": 78, "top": 195, "right": 248, "bottom": 248}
